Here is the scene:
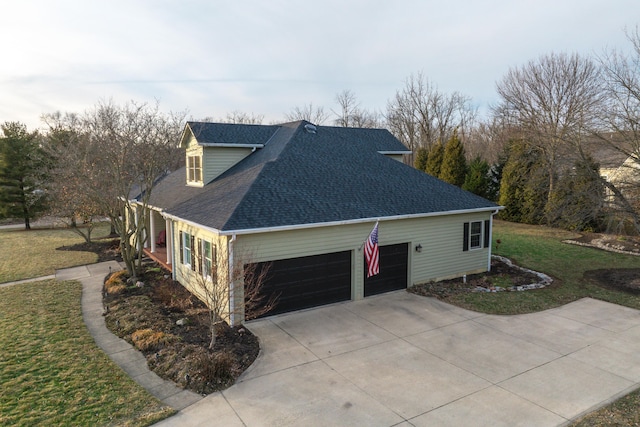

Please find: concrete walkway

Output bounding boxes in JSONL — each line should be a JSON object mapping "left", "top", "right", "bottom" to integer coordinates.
{"left": 56, "top": 261, "right": 203, "bottom": 411}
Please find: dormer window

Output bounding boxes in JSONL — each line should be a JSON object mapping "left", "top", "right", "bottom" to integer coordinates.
{"left": 187, "top": 155, "right": 202, "bottom": 183}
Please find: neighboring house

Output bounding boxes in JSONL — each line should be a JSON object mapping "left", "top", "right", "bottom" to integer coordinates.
{"left": 137, "top": 120, "right": 501, "bottom": 325}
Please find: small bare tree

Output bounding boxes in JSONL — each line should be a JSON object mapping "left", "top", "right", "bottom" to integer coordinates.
{"left": 285, "top": 103, "right": 330, "bottom": 125}
{"left": 332, "top": 89, "right": 382, "bottom": 128}
{"left": 42, "top": 113, "right": 104, "bottom": 242}
{"left": 192, "top": 247, "right": 276, "bottom": 350}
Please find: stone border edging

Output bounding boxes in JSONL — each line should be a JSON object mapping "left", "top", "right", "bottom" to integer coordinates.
{"left": 473, "top": 256, "right": 553, "bottom": 293}
{"left": 563, "top": 238, "right": 640, "bottom": 256}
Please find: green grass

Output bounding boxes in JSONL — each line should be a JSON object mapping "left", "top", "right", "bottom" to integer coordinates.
{"left": 0, "top": 224, "right": 111, "bottom": 283}
{"left": 447, "top": 220, "right": 640, "bottom": 314}
{"left": 0, "top": 279, "right": 173, "bottom": 426}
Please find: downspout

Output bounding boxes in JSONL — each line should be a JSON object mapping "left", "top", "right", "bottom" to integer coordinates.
{"left": 488, "top": 209, "right": 499, "bottom": 271}
{"left": 228, "top": 234, "right": 237, "bottom": 326}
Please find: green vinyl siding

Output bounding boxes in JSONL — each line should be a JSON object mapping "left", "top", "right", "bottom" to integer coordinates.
{"left": 234, "top": 212, "right": 494, "bottom": 300}
{"left": 169, "top": 211, "right": 494, "bottom": 323}
{"left": 202, "top": 146, "right": 255, "bottom": 183}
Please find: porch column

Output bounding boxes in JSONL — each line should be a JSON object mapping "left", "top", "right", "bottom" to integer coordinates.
{"left": 165, "top": 218, "right": 172, "bottom": 266}
{"left": 150, "top": 211, "right": 156, "bottom": 253}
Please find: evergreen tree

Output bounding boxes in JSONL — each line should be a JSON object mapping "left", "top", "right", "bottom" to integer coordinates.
{"left": 546, "top": 155, "right": 605, "bottom": 231}
{"left": 520, "top": 160, "right": 549, "bottom": 225}
{"left": 425, "top": 140, "right": 443, "bottom": 177}
{"left": 414, "top": 146, "right": 429, "bottom": 171}
{"left": 439, "top": 130, "right": 467, "bottom": 186}
{"left": 498, "top": 140, "right": 547, "bottom": 224}
{"left": 0, "top": 122, "right": 47, "bottom": 229}
{"left": 462, "top": 156, "right": 491, "bottom": 198}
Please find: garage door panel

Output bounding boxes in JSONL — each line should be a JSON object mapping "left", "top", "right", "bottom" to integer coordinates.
{"left": 364, "top": 243, "right": 408, "bottom": 297}
{"left": 248, "top": 250, "right": 351, "bottom": 318}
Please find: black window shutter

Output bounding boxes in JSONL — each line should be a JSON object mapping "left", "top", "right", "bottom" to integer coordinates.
{"left": 463, "top": 222, "right": 469, "bottom": 252}
{"left": 190, "top": 236, "right": 196, "bottom": 271}
{"left": 179, "top": 231, "right": 184, "bottom": 264}
{"left": 484, "top": 220, "right": 491, "bottom": 248}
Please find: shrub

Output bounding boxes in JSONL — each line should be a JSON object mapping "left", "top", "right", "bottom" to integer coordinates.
{"left": 190, "top": 349, "right": 235, "bottom": 390}
{"left": 104, "top": 270, "right": 128, "bottom": 295}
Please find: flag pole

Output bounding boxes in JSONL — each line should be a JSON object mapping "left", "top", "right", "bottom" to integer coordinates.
{"left": 359, "top": 221, "right": 379, "bottom": 251}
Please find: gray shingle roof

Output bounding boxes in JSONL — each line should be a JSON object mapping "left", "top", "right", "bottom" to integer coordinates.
{"left": 151, "top": 121, "right": 499, "bottom": 232}
{"left": 184, "top": 121, "right": 279, "bottom": 146}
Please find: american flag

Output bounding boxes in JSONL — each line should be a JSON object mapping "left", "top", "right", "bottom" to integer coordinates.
{"left": 365, "top": 222, "right": 379, "bottom": 277}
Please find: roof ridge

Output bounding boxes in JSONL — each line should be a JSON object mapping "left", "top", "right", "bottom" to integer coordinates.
{"left": 215, "top": 122, "right": 303, "bottom": 230}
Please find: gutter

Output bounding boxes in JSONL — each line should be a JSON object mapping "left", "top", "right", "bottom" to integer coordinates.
{"left": 165, "top": 205, "right": 504, "bottom": 237}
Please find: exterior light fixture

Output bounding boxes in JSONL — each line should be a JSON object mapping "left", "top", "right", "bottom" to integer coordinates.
{"left": 415, "top": 244, "right": 422, "bottom": 253}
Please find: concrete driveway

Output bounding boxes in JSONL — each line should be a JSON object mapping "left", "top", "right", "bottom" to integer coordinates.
{"left": 155, "top": 292, "right": 640, "bottom": 426}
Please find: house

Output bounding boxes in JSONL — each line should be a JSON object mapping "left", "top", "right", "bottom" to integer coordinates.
{"left": 138, "top": 120, "right": 501, "bottom": 325}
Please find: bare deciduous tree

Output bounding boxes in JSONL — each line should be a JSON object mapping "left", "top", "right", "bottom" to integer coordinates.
{"left": 192, "top": 246, "right": 276, "bottom": 349}
{"left": 43, "top": 112, "right": 104, "bottom": 242}
{"left": 591, "top": 26, "right": 640, "bottom": 232}
{"left": 386, "top": 72, "right": 477, "bottom": 165}
{"left": 332, "top": 89, "right": 382, "bottom": 128}
{"left": 285, "top": 103, "right": 330, "bottom": 125}
{"left": 44, "top": 100, "right": 185, "bottom": 277}
{"left": 494, "top": 52, "right": 604, "bottom": 207}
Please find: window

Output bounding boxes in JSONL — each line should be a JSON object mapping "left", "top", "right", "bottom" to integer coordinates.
{"left": 187, "top": 155, "right": 202, "bottom": 183}
{"left": 470, "top": 221, "right": 482, "bottom": 249}
{"left": 201, "top": 240, "right": 216, "bottom": 279}
{"left": 463, "top": 220, "right": 491, "bottom": 251}
{"left": 181, "top": 232, "right": 195, "bottom": 269}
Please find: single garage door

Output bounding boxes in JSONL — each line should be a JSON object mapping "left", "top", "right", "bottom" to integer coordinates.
{"left": 364, "top": 243, "right": 408, "bottom": 297}
{"left": 248, "top": 250, "right": 352, "bottom": 318}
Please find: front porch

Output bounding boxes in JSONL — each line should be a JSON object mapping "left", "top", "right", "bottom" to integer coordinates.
{"left": 142, "top": 207, "right": 173, "bottom": 274}
{"left": 143, "top": 246, "right": 172, "bottom": 272}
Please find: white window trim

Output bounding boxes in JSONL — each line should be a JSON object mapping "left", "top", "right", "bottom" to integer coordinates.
{"left": 187, "top": 155, "right": 203, "bottom": 184}
{"left": 183, "top": 232, "right": 192, "bottom": 267}
{"left": 469, "top": 220, "right": 483, "bottom": 250}
{"left": 202, "top": 240, "right": 214, "bottom": 280}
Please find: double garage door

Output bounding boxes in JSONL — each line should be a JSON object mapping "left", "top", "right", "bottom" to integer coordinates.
{"left": 250, "top": 243, "right": 408, "bottom": 318}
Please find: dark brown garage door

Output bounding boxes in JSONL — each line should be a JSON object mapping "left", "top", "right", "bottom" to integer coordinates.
{"left": 364, "top": 243, "right": 408, "bottom": 297}
{"left": 247, "top": 250, "right": 352, "bottom": 318}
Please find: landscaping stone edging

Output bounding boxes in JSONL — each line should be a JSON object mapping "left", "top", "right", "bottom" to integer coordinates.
{"left": 473, "top": 255, "right": 553, "bottom": 293}
{"left": 563, "top": 238, "right": 640, "bottom": 256}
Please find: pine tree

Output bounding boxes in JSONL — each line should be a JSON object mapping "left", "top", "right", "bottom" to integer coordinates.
{"left": 498, "top": 140, "right": 548, "bottom": 224}
{"left": 462, "top": 156, "right": 491, "bottom": 198}
{"left": 425, "top": 140, "right": 443, "bottom": 177}
{"left": 414, "top": 146, "right": 429, "bottom": 171}
{"left": 0, "top": 122, "right": 47, "bottom": 229}
{"left": 546, "top": 155, "right": 605, "bottom": 231}
{"left": 439, "top": 130, "right": 467, "bottom": 186}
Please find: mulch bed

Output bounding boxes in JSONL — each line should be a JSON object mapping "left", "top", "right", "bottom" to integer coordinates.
{"left": 409, "top": 258, "right": 543, "bottom": 299}
{"left": 102, "top": 269, "right": 259, "bottom": 395}
{"left": 56, "top": 238, "right": 123, "bottom": 262}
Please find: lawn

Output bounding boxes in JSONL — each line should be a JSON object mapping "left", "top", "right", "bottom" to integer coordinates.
{"left": 0, "top": 223, "right": 111, "bottom": 283}
{"left": 0, "top": 279, "right": 173, "bottom": 426}
{"left": 447, "top": 220, "right": 640, "bottom": 314}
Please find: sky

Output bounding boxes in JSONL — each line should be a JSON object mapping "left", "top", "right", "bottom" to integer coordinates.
{"left": 1, "top": 0, "right": 639, "bottom": 131}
